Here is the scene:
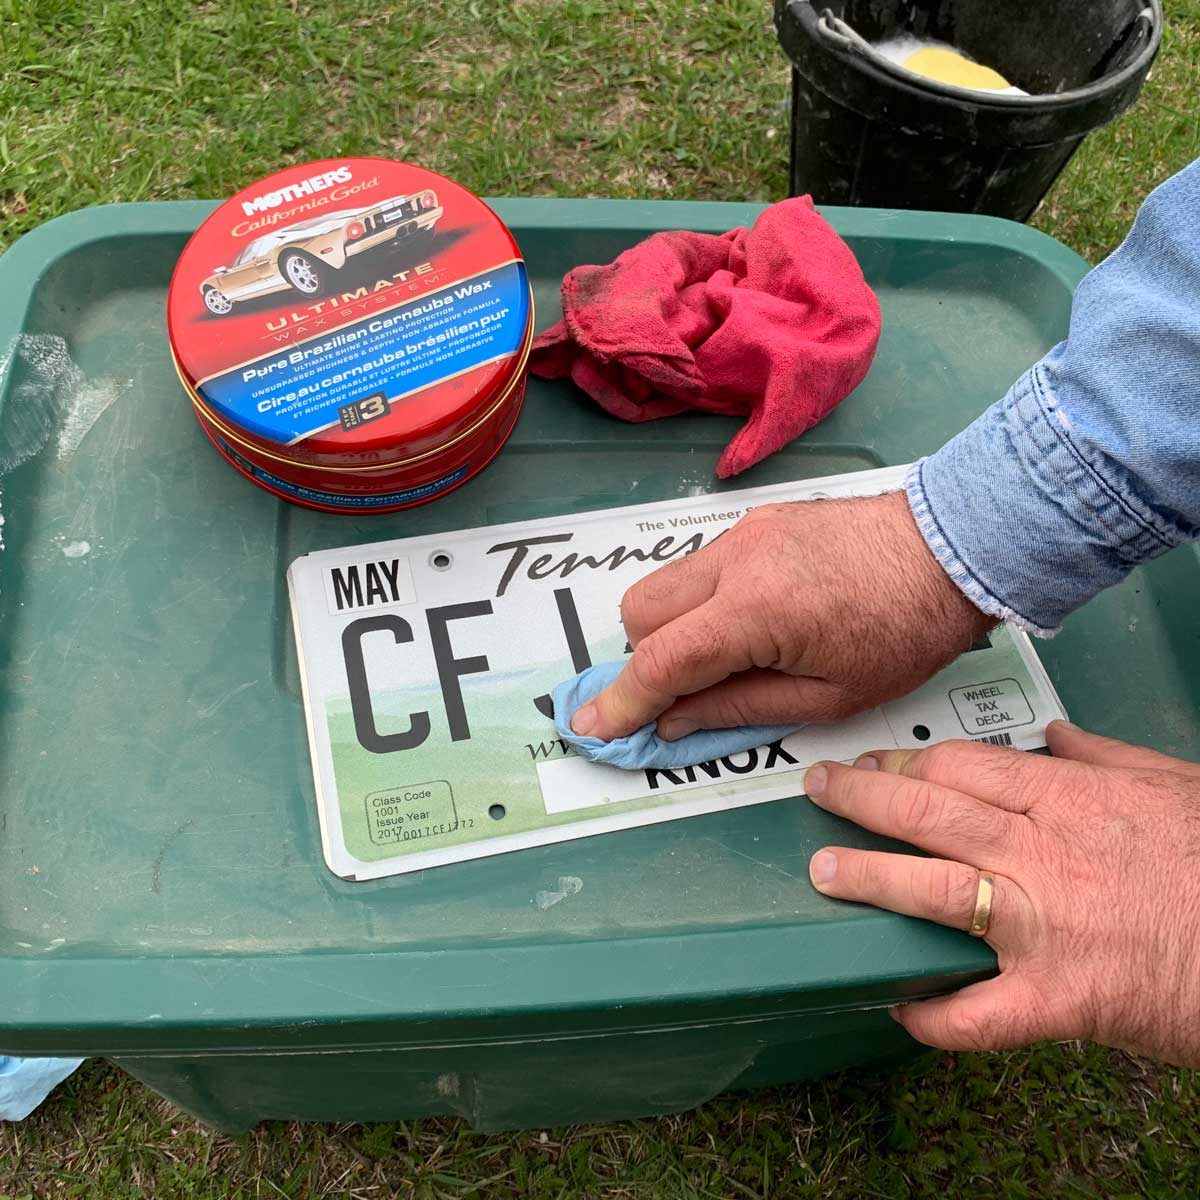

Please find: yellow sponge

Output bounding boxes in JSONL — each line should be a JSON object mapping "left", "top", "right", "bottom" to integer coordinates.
{"left": 902, "top": 46, "right": 1014, "bottom": 91}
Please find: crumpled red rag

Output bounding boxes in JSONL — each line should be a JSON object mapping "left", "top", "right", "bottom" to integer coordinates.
{"left": 529, "top": 196, "right": 881, "bottom": 478}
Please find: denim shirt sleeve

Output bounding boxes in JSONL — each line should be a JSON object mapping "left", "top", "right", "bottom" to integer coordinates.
{"left": 906, "top": 158, "right": 1200, "bottom": 635}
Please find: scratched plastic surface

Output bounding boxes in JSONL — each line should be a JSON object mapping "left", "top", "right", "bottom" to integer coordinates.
{"left": 2, "top": 199, "right": 1192, "bottom": 1060}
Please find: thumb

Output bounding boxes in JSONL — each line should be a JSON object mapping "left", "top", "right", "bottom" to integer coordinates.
{"left": 892, "top": 975, "right": 1052, "bottom": 1052}
{"left": 654, "top": 670, "right": 854, "bottom": 739}
{"left": 1046, "top": 720, "right": 1200, "bottom": 778}
{"left": 573, "top": 599, "right": 751, "bottom": 741}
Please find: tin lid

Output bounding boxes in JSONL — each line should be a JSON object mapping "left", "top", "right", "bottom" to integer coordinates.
{"left": 168, "top": 158, "right": 531, "bottom": 467}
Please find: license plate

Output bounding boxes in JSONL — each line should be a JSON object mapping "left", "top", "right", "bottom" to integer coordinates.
{"left": 288, "top": 466, "right": 1066, "bottom": 880}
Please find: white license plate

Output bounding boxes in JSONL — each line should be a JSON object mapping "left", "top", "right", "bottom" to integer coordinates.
{"left": 288, "top": 466, "right": 1066, "bottom": 880}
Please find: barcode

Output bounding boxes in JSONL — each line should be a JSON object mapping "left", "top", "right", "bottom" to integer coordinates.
{"left": 975, "top": 732, "right": 1014, "bottom": 747}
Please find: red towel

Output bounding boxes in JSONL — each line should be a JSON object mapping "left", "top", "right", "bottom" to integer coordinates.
{"left": 529, "top": 196, "right": 881, "bottom": 478}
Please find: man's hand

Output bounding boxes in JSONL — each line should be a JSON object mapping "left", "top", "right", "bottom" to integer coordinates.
{"left": 572, "top": 492, "right": 993, "bottom": 741}
{"left": 804, "top": 722, "right": 1200, "bottom": 1066}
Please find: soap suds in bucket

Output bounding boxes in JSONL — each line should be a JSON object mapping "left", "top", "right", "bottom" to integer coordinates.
{"left": 873, "top": 35, "right": 1029, "bottom": 95}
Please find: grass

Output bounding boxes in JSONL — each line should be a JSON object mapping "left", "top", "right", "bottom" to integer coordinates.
{"left": 5, "top": 1048, "right": 1200, "bottom": 1199}
{"left": 1031, "top": 0, "right": 1200, "bottom": 257}
{"left": 3, "top": 0, "right": 1194, "bottom": 262}
{"left": 2, "top": 0, "right": 1200, "bottom": 1197}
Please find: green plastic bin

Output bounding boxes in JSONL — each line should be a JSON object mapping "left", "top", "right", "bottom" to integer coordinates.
{"left": 1, "top": 199, "right": 1196, "bottom": 1132}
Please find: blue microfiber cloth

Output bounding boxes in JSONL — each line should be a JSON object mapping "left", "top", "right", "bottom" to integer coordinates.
{"left": 0, "top": 1055, "right": 84, "bottom": 1121}
{"left": 552, "top": 660, "right": 801, "bottom": 770}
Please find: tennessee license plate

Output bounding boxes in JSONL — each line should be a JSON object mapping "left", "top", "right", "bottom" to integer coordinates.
{"left": 288, "top": 466, "right": 1067, "bottom": 880}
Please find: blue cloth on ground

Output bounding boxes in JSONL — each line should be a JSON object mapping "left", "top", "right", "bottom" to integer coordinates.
{"left": 0, "top": 1055, "right": 84, "bottom": 1121}
{"left": 552, "top": 660, "right": 801, "bottom": 770}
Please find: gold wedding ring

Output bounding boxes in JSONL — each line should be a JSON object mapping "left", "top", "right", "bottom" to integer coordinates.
{"left": 969, "top": 872, "right": 995, "bottom": 938}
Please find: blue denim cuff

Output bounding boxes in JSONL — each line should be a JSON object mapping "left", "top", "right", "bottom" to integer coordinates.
{"left": 906, "top": 364, "right": 1186, "bottom": 636}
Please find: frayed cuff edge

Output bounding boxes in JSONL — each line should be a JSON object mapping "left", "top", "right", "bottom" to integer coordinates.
{"left": 905, "top": 461, "right": 1061, "bottom": 640}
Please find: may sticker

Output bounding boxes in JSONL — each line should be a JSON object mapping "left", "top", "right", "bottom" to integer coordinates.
{"left": 323, "top": 554, "right": 416, "bottom": 615}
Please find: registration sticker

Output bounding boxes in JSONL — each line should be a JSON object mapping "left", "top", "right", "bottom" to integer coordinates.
{"left": 287, "top": 466, "right": 1067, "bottom": 880}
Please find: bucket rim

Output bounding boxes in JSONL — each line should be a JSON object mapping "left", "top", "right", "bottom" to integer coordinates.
{"left": 781, "top": 0, "right": 1164, "bottom": 111}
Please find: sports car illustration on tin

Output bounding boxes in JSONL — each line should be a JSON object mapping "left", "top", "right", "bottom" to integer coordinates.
{"left": 200, "top": 191, "right": 444, "bottom": 315}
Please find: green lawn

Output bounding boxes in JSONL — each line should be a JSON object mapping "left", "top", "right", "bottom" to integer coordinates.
{"left": 3, "top": 1, "right": 1200, "bottom": 1197}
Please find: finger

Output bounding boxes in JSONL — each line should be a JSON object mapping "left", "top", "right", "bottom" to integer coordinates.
{"left": 573, "top": 598, "right": 753, "bottom": 741}
{"left": 655, "top": 670, "right": 852, "bottom": 739}
{"left": 620, "top": 548, "right": 722, "bottom": 646}
{"left": 808, "top": 848, "right": 1030, "bottom": 951}
{"left": 1045, "top": 720, "right": 1200, "bottom": 778}
{"left": 891, "top": 974, "right": 1053, "bottom": 1052}
{"left": 862, "top": 738, "right": 1082, "bottom": 815}
{"left": 804, "top": 759, "right": 1018, "bottom": 865}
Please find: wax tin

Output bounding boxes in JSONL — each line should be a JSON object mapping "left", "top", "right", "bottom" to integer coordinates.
{"left": 168, "top": 157, "right": 532, "bottom": 512}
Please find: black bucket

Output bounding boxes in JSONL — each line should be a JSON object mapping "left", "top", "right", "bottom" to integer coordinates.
{"left": 775, "top": 0, "right": 1163, "bottom": 219}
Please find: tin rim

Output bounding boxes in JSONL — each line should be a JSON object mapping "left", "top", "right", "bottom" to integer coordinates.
{"left": 172, "top": 293, "right": 533, "bottom": 475}
{"left": 196, "top": 389, "right": 525, "bottom": 513}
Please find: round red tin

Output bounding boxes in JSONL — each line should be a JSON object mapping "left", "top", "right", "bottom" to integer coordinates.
{"left": 168, "top": 157, "right": 532, "bottom": 512}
